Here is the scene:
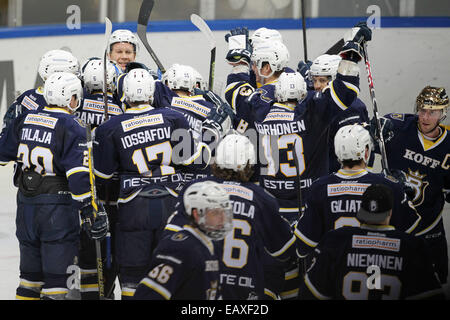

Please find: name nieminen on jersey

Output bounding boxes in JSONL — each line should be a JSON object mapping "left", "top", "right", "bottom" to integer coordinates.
{"left": 120, "top": 127, "right": 171, "bottom": 149}
{"left": 21, "top": 128, "right": 52, "bottom": 144}
{"left": 347, "top": 253, "right": 403, "bottom": 271}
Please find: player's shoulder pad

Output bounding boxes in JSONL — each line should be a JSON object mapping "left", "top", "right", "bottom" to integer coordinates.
{"left": 170, "top": 231, "right": 190, "bottom": 242}
{"left": 385, "top": 112, "right": 405, "bottom": 121}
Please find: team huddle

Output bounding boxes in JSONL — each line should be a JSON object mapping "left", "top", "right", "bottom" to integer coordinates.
{"left": 0, "top": 20, "right": 449, "bottom": 300}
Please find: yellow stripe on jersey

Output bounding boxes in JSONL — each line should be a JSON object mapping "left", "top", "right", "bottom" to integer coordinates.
{"left": 304, "top": 274, "right": 331, "bottom": 300}
{"left": 329, "top": 80, "right": 348, "bottom": 110}
{"left": 140, "top": 278, "right": 171, "bottom": 300}
{"left": 294, "top": 228, "right": 318, "bottom": 248}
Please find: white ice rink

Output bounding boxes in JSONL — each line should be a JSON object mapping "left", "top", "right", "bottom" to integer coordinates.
{"left": 0, "top": 160, "right": 449, "bottom": 300}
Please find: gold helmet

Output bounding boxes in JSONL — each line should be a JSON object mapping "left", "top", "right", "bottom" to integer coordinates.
{"left": 415, "top": 86, "right": 449, "bottom": 121}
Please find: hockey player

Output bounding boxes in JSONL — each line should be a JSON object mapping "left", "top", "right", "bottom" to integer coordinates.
{"left": 294, "top": 124, "right": 421, "bottom": 259}
{"left": 75, "top": 58, "right": 124, "bottom": 300}
{"left": 107, "top": 29, "right": 139, "bottom": 72}
{"left": 0, "top": 72, "right": 107, "bottom": 300}
{"left": 3, "top": 49, "right": 80, "bottom": 131}
{"left": 163, "top": 134, "right": 297, "bottom": 300}
{"left": 299, "top": 184, "right": 444, "bottom": 300}
{"left": 93, "top": 68, "right": 217, "bottom": 299}
{"left": 299, "top": 52, "right": 372, "bottom": 173}
{"left": 224, "top": 31, "right": 290, "bottom": 134}
{"left": 134, "top": 181, "right": 232, "bottom": 300}
{"left": 161, "top": 63, "right": 232, "bottom": 181}
{"left": 378, "top": 86, "right": 450, "bottom": 284}
{"left": 76, "top": 58, "right": 124, "bottom": 128}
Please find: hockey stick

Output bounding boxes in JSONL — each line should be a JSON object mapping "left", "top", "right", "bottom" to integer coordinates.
{"left": 325, "top": 38, "right": 345, "bottom": 55}
{"left": 363, "top": 42, "right": 390, "bottom": 175}
{"left": 137, "top": 0, "right": 166, "bottom": 74}
{"left": 85, "top": 125, "right": 107, "bottom": 299}
{"left": 103, "top": 17, "right": 112, "bottom": 122}
{"left": 190, "top": 14, "right": 216, "bottom": 92}
{"left": 300, "top": 0, "right": 308, "bottom": 61}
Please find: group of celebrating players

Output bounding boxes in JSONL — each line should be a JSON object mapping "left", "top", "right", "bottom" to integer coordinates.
{"left": 0, "top": 20, "right": 449, "bottom": 300}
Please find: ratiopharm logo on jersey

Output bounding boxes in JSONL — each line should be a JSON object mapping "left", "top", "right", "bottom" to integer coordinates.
{"left": 24, "top": 114, "right": 58, "bottom": 129}
{"left": 327, "top": 183, "right": 370, "bottom": 197}
{"left": 352, "top": 235, "right": 401, "bottom": 252}
{"left": 121, "top": 114, "right": 164, "bottom": 132}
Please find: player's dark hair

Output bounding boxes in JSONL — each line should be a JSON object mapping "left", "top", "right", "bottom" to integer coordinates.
{"left": 341, "top": 158, "right": 364, "bottom": 169}
{"left": 211, "top": 163, "right": 254, "bottom": 183}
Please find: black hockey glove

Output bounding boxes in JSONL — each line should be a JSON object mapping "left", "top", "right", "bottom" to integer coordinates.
{"left": 202, "top": 91, "right": 233, "bottom": 141}
{"left": 2, "top": 102, "right": 22, "bottom": 131}
{"left": 225, "top": 27, "right": 253, "bottom": 65}
{"left": 388, "top": 169, "right": 416, "bottom": 201}
{"left": 90, "top": 209, "right": 109, "bottom": 241}
{"left": 366, "top": 117, "right": 394, "bottom": 144}
{"left": 80, "top": 202, "right": 109, "bottom": 241}
{"left": 297, "top": 60, "right": 312, "bottom": 78}
{"left": 349, "top": 21, "right": 372, "bottom": 44}
{"left": 340, "top": 22, "right": 372, "bottom": 63}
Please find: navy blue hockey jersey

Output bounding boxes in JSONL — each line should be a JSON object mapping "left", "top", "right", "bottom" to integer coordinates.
{"left": 3, "top": 87, "right": 47, "bottom": 130}
{"left": 382, "top": 113, "right": 450, "bottom": 237}
{"left": 0, "top": 107, "right": 91, "bottom": 203}
{"left": 294, "top": 168, "right": 421, "bottom": 257}
{"left": 254, "top": 72, "right": 360, "bottom": 220}
{"left": 134, "top": 225, "right": 221, "bottom": 300}
{"left": 75, "top": 90, "right": 124, "bottom": 128}
{"left": 300, "top": 225, "right": 444, "bottom": 300}
{"left": 93, "top": 105, "right": 210, "bottom": 202}
{"left": 164, "top": 176, "right": 297, "bottom": 300}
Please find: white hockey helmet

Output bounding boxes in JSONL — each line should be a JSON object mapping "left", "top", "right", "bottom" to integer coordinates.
{"left": 275, "top": 72, "right": 307, "bottom": 103}
{"left": 123, "top": 68, "right": 155, "bottom": 104}
{"left": 162, "top": 64, "right": 196, "bottom": 94}
{"left": 44, "top": 72, "right": 83, "bottom": 112}
{"left": 215, "top": 134, "right": 256, "bottom": 172}
{"left": 191, "top": 67, "right": 208, "bottom": 91}
{"left": 38, "top": 49, "right": 80, "bottom": 81}
{"left": 310, "top": 54, "right": 342, "bottom": 80}
{"left": 82, "top": 59, "right": 122, "bottom": 93}
{"left": 108, "top": 29, "right": 139, "bottom": 53}
{"left": 183, "top": 181, "right": 233, "bottom": 241}
{"left": 250, "top": 27, "right": 283, "bottom": 47}
{"left": 251, "top": 41, "right": 290, "bottom": 79}
{"left": 334, "top": 124, "right": 373, "bottom": 163}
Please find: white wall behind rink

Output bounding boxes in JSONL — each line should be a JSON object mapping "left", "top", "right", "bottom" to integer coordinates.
{"left": 0, "top": 27, "right": 449, "bottom": 121}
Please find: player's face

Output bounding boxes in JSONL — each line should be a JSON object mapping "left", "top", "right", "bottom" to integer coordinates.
{"left": 417, "top": 108, "right": 442, "bottom": 136}
{"left": 68, "top": 95, "right": 79, "bottom": 113}
{"left": 313, "top": 76, "right": 330, "bottom": 91}
{"left": 109, "top": 42, "right": 136, "bottom": 71}
{"left": 204, "top": 208, "right": 227, "bottom": 231}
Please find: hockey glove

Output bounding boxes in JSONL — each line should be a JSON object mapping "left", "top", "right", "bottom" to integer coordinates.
{"left": 90, "top": 209, "right": 109, "bottom": 241}
{"left": 2, "top": 102, "right": 22, "bottom": 130}
{"left": 339, "top": 41, "right": 365, "bottom": 63}
{"left": 80, "top": 203, "right": 109, "bottom": 241}
{"left": 388, "top": 169, "right": 416, "bottom": 201}
{"left": 366, "top": 116, "right": 394, "bottom": 144}
{"left": 202, "top": 91, "right": 233, "bottom": 141}
{"left": 297, "top": 60, "right": 312, "bottom": 79}
{"left": 225, "top": 27, "right": 253, "bottom": 65}
{"left": 340, "top": 21, "right": 372, "bottom": 62}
